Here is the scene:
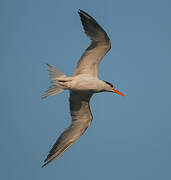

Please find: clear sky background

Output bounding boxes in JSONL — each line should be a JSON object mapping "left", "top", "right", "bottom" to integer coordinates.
{"left": 1, "top": 0, "right": 171, "bottom": 179}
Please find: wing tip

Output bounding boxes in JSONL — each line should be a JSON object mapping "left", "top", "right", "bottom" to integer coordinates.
{"left": 41, "top": 163, "right": 46, "bottom": 168}
{"left": 41, "top": 161, "right": 51, "bottom": 168}
{"left": 78, "top": 9, "right": 83, "bottom": 14}
{"left": 78, "top": 9, "right": 92, "bottom": 20}
{"left": 41, "top": 156, "right": 54, "bottom": 168}
{"left": 41, "top": 160, "right": 48, "bottom": 168}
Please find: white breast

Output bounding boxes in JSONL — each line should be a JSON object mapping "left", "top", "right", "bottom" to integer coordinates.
{"left": 70, "top": 75, "right": 104, "bottom": 92}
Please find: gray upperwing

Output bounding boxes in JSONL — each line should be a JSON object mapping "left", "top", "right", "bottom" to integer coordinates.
{"left": 42, "top": 91, "right": 93, "bottom": 167}
{"left": 73, "top": 9, "right": 111, "bottom": 77}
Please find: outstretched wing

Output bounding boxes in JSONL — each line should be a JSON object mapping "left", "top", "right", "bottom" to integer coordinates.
{"left": 73, "top": 9, "right": 111, "bottom": 77}
{"left": 42, "top": 91, "right": 93, "bottom": 167}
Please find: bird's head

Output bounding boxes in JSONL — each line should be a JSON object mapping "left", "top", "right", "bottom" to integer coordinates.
{"left": 103, "top": 81, "right": 125, "bottom": 97}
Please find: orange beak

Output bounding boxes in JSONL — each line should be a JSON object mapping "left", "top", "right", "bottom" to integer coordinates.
{"left": 113, "top": 89, "right": 125, "bottom": 97}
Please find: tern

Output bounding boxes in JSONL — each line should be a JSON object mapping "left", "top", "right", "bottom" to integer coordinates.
{"left": 42, "top": 9, "right": 125, "bottom": 167}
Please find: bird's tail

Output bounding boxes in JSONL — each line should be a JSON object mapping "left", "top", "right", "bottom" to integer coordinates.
{"left": 42, "top": 64, "right": 68, "bottom": 98}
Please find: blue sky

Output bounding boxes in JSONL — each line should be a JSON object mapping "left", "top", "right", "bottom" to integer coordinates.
{"left": 1, "top": 0, "right": 171, "bottom": 179}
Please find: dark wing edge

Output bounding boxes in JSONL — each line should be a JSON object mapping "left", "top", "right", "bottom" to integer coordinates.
{"left": 78, "top": 9, "right": 111, "bottom": 45}
{"left": 42, "top": 92, "right": 93, "bottom": 167}
{"left": 73, "top": 10, "right": 111, "bottom": 77}
{"left": 42, "top": 127, "right": 78, "bottom": 168}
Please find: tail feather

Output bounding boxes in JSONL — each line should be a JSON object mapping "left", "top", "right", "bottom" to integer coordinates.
{"left": 42, "top": 85, "right": 64, "bottom": 99}
{"left": 47, "top": 64, "right": 66, "bottom": 80}
{"left": 43, "top": 64, "right": 67, "bottom": 98}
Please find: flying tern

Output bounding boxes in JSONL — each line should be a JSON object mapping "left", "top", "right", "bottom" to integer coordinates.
{"left": 42, "top": 9, "right": 125, "bottom": 167}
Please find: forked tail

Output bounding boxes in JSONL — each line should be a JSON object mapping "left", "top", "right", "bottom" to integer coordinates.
{"left": 42, "top": 64, "right": 67, "bottom": 98}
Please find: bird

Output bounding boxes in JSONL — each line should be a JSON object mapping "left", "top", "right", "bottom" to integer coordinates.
{"left": 42, "top": 9, "right": 125, "bottom": 167}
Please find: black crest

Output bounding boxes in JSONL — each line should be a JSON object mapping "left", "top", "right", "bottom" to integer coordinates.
{"left": 104, "top": 81, "right": 113, "bottom": 88}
